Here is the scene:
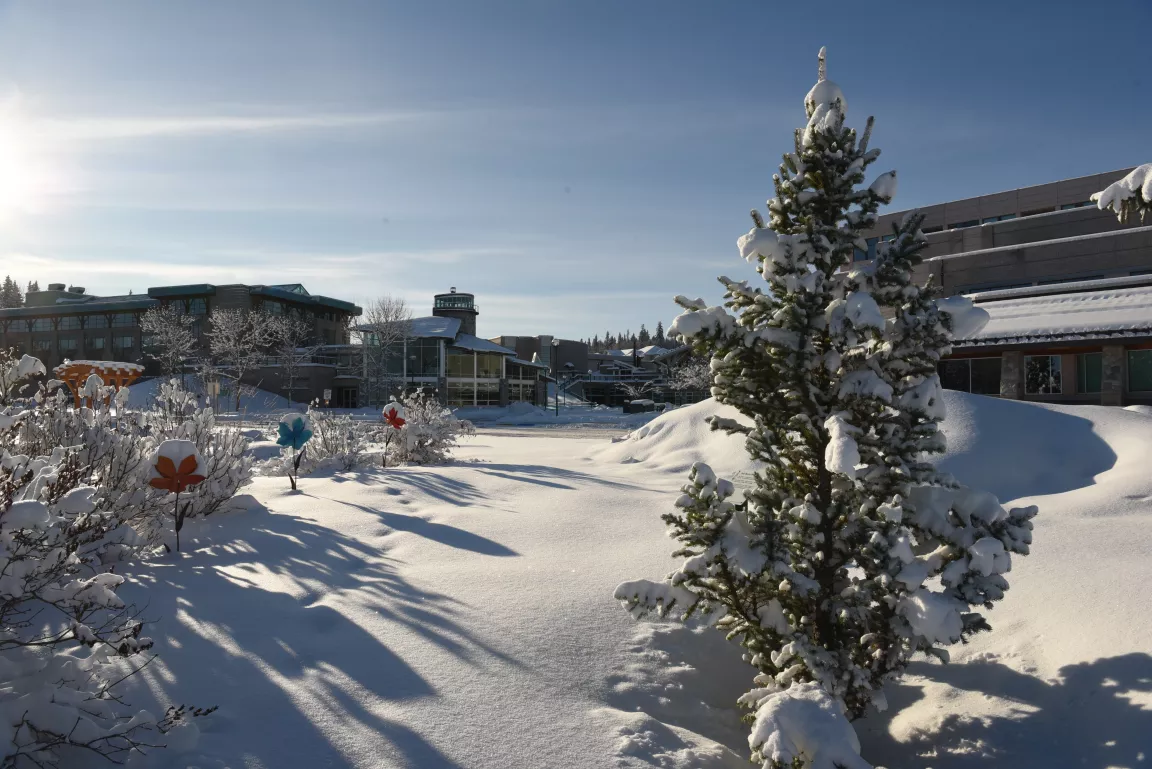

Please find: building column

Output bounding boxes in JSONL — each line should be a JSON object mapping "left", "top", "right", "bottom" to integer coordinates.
{"left": 499, "top": 378, "right": 509, "bottom": 407}
{"left": 1000, "top": 351, "right": 1023, "bottom": 399}
{"left": 1101, "top": 344, "right": 1125, "bottom": 407}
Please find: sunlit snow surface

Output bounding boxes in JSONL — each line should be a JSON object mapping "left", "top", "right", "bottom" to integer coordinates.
{"left": 113, "top": 392, "right": 1152, "bottom": 768}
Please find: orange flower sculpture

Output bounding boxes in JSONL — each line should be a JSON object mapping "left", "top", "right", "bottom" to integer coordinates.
{"left": 149, "top": 454, "right": 207, "bottom": 493}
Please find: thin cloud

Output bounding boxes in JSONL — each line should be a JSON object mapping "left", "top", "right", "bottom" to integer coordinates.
{"left": 40, "top": 111, "right": 431, "bottom": 142}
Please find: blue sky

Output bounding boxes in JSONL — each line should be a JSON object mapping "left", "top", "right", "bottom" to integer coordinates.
{"left": 0, "top": 0, "right": 1149, "bottom": 340}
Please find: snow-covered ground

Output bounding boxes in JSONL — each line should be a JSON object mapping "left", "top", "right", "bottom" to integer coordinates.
{"left": 115, "top": 392, "right": 1152, "bottom": 768}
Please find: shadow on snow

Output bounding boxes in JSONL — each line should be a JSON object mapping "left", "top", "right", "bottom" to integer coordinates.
{"left": 858, "top": 653, "right": 1152, "bottom": 768}
{"left": 119, "top": 496, "right": 523, "bottom": 768}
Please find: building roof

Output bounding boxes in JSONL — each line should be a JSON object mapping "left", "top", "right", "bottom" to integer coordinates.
{"left": 0, "top": 294, "right": 157, "bottom": 318}
{"left": 408, "top": 316, "right": 462, "bottom": 339}
{"left": 450, "top": 334, "right": 516, "bottom": 355}
{"left": 955, "top": 282, "right": 1152, "bottom": 347}
{"left": 249, "top": 284, "right": 361, "bottom": 315}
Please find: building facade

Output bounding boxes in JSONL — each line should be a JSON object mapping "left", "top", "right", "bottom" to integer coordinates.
{"left": 353, "top": 291, "right": 548, "bottom": 409}
{"left": 857, "top": 167, "right": 1152, "bottom": 405}
{"left": 0, "top": 281, "right": 362, "bottom": 404}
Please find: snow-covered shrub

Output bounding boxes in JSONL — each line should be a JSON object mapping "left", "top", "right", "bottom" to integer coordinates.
{"left": 614, "top": 48, "right": 1036, "bottom": 769}
{"left": 0, "top": 350, "right": 46, "bottom": 407}
{"left": 0, "top": 448, "right": 161, "bottom": 767}
{"left": 0, "top": 376, "right": 251, "bottom": 549}
{"left": 391, "top": 390, "right": 474, "bottom": 465}
{"left": 303, "top": 402, "right": 371, "bottom": 472}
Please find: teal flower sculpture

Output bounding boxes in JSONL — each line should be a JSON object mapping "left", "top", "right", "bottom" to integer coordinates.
{"left": 277, "top": 414, "right": 313, "bottom": 451}
{"left": 277, "top": 413, "right": 313, "bottom": 490}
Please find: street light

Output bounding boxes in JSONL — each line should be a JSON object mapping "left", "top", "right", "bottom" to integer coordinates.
{"left": 551, "top": 338, "right": 560, "bottom": 416}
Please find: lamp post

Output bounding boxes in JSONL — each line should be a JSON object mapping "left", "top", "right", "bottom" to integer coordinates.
{"left": 551, "top": 338, "right": 560, "bottom": 416}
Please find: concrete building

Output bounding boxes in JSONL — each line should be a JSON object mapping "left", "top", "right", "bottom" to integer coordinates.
{"left": 859, "top": 167, "right": 1152, "bottom": 405}
{"left": 488, "top": 335, "right": 589, "bottom": 376}
{"left": 0, "top": 281, "right": 362, "bottom": 404}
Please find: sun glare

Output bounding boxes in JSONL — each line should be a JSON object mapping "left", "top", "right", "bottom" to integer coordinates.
{"left": 0, "top": 97, "right": 70, "bottom": 223}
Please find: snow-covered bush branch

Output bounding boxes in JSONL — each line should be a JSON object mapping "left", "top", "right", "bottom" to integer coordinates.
{"left": 1093, "top": 163, "right": 1152, "bottom": 224}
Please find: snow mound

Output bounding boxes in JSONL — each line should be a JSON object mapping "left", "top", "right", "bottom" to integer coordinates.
{"left": 598, "top": 392, "right": 1151, "bottom": 505}
{"left": 122, "top": 377, "right": 295, "bottom": 414}
{"left": 595, "top": 399, "right": 753, "bottom": 477}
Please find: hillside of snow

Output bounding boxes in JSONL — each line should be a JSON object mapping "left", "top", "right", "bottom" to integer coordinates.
{"left": 108, "top": 392, "right": 1152, "bottom": 768}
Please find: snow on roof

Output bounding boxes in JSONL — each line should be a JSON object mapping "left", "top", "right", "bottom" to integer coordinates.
{"left": 508, "top": 357, "right": 548, "bottom": 369}
{"left": 967, "top": 274, "right": 1152, "bottom": 303}
{"left": 451, "top": 334, "right": 515, "bottom": 355}
{"left": 53, "top": 360, "right": 145, "bottom": 374}
{"left": 408, "top": 316, "right": 461, "bottom": 339}
{"left": 954, "top": 283, "right": 1152, "bottom": 347}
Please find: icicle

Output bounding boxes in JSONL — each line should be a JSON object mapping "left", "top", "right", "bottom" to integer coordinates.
{"left": 860, "top": 116, "right": 875, "bottom": 153}
{"left": 817, "top": 46, "right": 827, "bottom": 83}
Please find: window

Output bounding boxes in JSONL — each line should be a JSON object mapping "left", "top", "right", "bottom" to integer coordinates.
{"left": 88, "top": 337, "right": 106, "bottom": 350}
{"left": 948, "top": 219, "right": 979, "bottom": 230}
{"left": 407, "top": 338, "right": 441, "bottom": 376}
{"left": 113, "top": 336, "right": 135, "bottom": 350}
{"left": 1021, "top": 206, "right": 1055, "bottom": 217}
{"left": 111, "top": 313, "right": 135, "bottom": 328}
{"left": 33, "top": 339, "right": 52, "bottom": 352}
{"left": 921, "top": 225, "right": 944, "bottom": 234}
{"left": 1060, "top": 201, "right": 1094, "bottom": 210}
{"left": 1038, "top": 275, "right": 1103, "bottom": 286}
{"left": 58, "top": 316, "right": 81, "bottom": 330}
{"left": 938, "top": 357, "right": 1001, "bottom": 395}
{"left": 1128, "top": 350, "right": 1152, "bottom": 392}
{"left": 58, "top": 338, "right": 78, "bottom": 353}
{"left": 477, "top": 353, "right": 502, "bottom": 379}
{"left": 880, "top": 234, "right": 896, "bottom": 242}
{"left": 970, "top": 358, "right": 1002, "bottom": 395}
{"left": 189, "top": 298, "right": 208, "bottom": 315}
{"left": 1077, "top": 352, "right": 1102, "bottom": 394}
{"left": 1025, "top": 355, "right": 1062, "bottom": 394}
{"left": 981, "top": 214, "right": 1016, "bottom": 224}
{"left": 853, "top": 237, "right": 878, "bottom": 262}
{"left": 264, "top": 300, "right": 283, "bottom": 315}
{"left": 446, "top": 349, "right": 473, "bottom": 377}
{"left": 476, "top": 381, "right": 500, "bottom": 406}
{"left": 87, "top": 314, "right": 108, "bottom": 329}
{"left": 447, "top": 381, "right": 473, "bottom": 406}
{"left": 28, "top": 318, "right": 52, "bottom": 332}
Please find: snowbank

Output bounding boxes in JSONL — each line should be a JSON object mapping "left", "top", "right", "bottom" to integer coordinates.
{"left": 595, "top": 398, "right": 753, "bottom": 476}
{"left": 122, "top": 377, "right": 297, "bottom": 414}
{"left": 457, "top": 401, "right": 662, "bottom": 428}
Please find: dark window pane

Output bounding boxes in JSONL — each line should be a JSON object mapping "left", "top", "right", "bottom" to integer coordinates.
{"left": 938, "top": 359, "right": 971, "bottom": 392}
{"left": 1025, "top": 355, "right": 1062, "bottom": 394}
{"left": 1077, "top": 353, "right": 1102, "bottom": 394}
{"left": 970, "top": 357, "right": 1002, "bottom": 395}
{"left": 1128, "top": 351, "right": 1152, "bottom": 392}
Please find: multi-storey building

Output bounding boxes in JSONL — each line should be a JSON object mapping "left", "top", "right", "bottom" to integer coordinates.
{"left": 858, "top": 167, "right": 1152, "bottom": 405}
{"left": 0, "top": 281, "right": 362, "bottom": 403}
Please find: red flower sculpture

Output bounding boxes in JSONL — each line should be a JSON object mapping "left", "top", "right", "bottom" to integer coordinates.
{"left": 149, "top": 455, "right": 207, "bottom": 494}
{"left": 384, "top": 408, "right": 406, "bottom": 430}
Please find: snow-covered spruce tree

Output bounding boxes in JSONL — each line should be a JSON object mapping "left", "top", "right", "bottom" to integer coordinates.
{"left": 615, "top": 48, "right": 1036, "bottom": 768}
{"left": 1093, "top": 163, "right": 1152, "bottom": 223}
